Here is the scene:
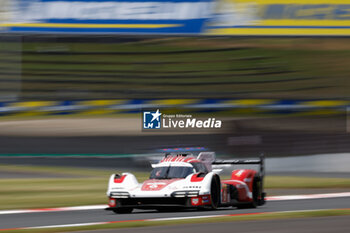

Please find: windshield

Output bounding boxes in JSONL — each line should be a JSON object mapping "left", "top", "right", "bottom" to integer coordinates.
{"left": 150, "top": 166, "right": 194, "bottom": 179}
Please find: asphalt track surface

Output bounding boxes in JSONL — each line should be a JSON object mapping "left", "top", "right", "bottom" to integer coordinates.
{"left": 1, "top": 197, "right": 349, "bottom": 230}
{"left": 74, "top": 216, "right": 350, "bottom": 233}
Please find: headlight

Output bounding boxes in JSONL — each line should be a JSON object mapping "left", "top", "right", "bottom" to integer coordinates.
{"left": 110, "top": 192, "right": 130, "bottom": 198}
{"left": 172, "top": 190, "right": 199, "bottom": 198}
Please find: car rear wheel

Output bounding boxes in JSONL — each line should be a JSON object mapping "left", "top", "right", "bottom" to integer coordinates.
{"left": 112, "top": 207, "right": 133, "bottom": 214}
{"left": 237, "top": 175, "right": 260, "bottom": 209}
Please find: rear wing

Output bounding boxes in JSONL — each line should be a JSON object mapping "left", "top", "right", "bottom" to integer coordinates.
{"left": 212, "top": 154, "right": 265, "bottom": 178}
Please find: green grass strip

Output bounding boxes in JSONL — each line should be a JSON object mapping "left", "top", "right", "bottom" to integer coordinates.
{"left": 0, "top": 164, "right": 349, "bottom": 210}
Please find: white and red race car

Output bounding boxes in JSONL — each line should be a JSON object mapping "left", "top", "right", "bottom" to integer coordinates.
{"left": 107, "top": 152, "right": 266, "bottom": 213}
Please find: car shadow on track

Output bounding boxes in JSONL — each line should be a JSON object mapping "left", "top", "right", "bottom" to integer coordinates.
{"left": 105, "top": 206, "right": 239, "bottom": 215}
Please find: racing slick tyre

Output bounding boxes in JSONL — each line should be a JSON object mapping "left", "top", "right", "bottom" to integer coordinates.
{"left": 112, "top": 207, "right": 133, "bottom": 214}
{"left": 209, "top": 174, "right": 221, "bottom": 209}
{"left": 236, "top": 175, "right": 261, "bottom": 209}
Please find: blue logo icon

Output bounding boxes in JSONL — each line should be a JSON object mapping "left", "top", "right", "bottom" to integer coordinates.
{"left": 143, "top": 109, "right": 162, "bottom": 129}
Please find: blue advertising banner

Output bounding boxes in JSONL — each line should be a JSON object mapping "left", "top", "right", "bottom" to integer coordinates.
{"left": 3, "top": 0, "right": 214, "bottom": 34}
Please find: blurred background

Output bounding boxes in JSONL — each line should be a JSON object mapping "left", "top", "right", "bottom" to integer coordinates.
{"left": 0, "top": 0, "right": 349, "bottom": 211}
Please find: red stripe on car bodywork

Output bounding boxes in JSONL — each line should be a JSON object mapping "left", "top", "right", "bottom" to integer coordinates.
{"left": 191, "top": 173, "right": 204, "bottom": 182}
{"left": 114, "top": 175, "right": 126, "bottom": 183}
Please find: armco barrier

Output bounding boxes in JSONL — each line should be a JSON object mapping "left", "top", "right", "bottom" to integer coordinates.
{"left": 1, "top": 0, "right": 350, "bottom": 35}
{"left": 0, "top": 99, "right": 348, "bottom": 117}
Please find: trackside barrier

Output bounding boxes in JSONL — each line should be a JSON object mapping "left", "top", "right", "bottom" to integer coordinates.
{"left": 0, "top": 99, "right": 348, "bottom": 117}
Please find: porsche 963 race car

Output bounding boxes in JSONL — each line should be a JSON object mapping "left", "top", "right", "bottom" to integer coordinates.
{"left": 107, "top": 152, "right": 266, "bottom": 213}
